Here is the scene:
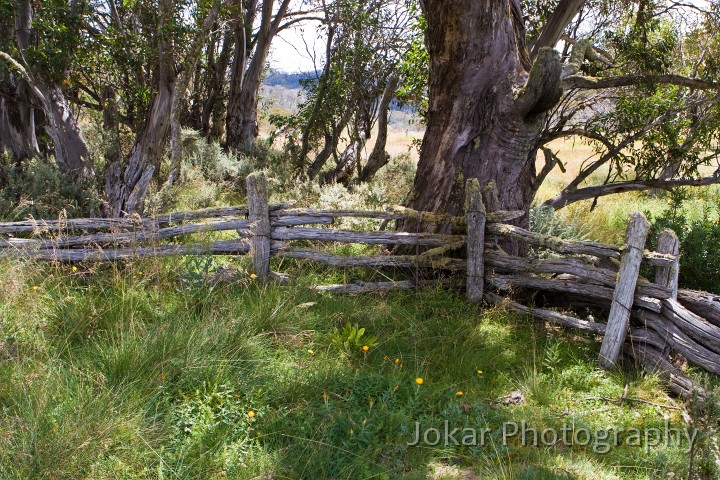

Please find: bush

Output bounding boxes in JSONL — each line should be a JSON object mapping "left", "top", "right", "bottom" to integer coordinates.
{"left": 0, "top": 151, "right": 100, "bottom": 220}
{"left": 647, "top": 188, "right": 720, "bottom": 293}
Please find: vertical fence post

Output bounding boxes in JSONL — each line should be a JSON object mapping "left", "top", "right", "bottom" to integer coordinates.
{"left": 598, "top": 212, "right": 650, "bottom": 369}
{"left": 466, "top": 179, "right": 486, "bottom": 303}
{"left": 246, "top": 171, "right": 270, "bottom": 281}
{"left": 655, "top": 229, "right": 680, "bottom": 300}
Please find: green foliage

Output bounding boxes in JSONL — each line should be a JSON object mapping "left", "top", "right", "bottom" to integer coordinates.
{"left": 329, "top": 322, "right": 379, "bottom": 353}
{"left": 647, "top": 188, "right": 720, "bottom": 293}
{"left": 0, "top": 151, "right": 100, "bottom": 220}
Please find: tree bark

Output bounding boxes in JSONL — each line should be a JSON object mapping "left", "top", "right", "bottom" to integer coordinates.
{"left": 359, "top": 75, "right": 398, "bottom": 183}
{"left": 404, "top": 1, "right": 563, "bottom": 232}
{"left": 225, "top": 0, "right": 291, "bottom": 151}
{"left": 105, "top": 0, "right": 176, "bottom": 216}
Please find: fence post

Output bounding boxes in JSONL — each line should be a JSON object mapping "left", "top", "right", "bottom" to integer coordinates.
{"left": 598, "top": 212, "right": 649, "bottom": 369}
{"left": 246, "top": 171, "right": 270, "bottom": 281}
{"left": 655, "top": 229, "right": 680, "bottom": 300}
{"left": 466, "top": 178, "right": 486, "bottom": 303}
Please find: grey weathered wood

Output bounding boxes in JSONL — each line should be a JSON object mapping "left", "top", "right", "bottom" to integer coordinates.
{"left": 485, "top": 251, "right": 671, "bottom": 299}
{"left": 598, "top": 212, "right": 650, "bottom": 369}
{"left": 655, "top": 229, "right": 680, "bottom": 300}
{"left": 315, "top": 280, "right": 416, "bottom": 293}
{"left": 2, "top": 219, "right": 253, "bottom": 249}
{"left": 678, "top": 289, "right": 720, "bottom": 327}
{"left": 271, "top": 207, "right": 522, "bottom": 226}
{"left": 246, "top": 172, "right": 271, "bottom": 281}
{"left": 0, "top": 240, "right": 251, "bottom": 262}
{"left": 271, "top": 227, "right": 462, "bottom": 246}
{"left": 636, "top": 309, "right": 720, "bottom": 375}
{"left": 465, "top": 179, "right": 485, "bottom": 303}
{"left": 0, "top": 203, "right": 296, "bottom": 235}
{"left": 485, "top": 292, "right": 606, "bottom": 334}
{"left": 487, "top": 272, "right": 662, "bottom": 312}
{"left": 662, "top": 298, "right": 720, "bottom": 354}
{"left": 487, "top": 223, "right": 674, "bottom": 266}
{"left": 271, "top": 215, "right": 334, "bottom": 227}
{"left": 481, "top": 180, "right": 501, "bottom": 213}
{"left": 275, "top": 246, "right": 465, "bottom": 269}
{"left": 626, "top": 341, "right": 700, "bottom": 400}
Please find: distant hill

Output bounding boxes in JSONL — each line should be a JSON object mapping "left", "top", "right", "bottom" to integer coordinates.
{"left": 264, "top": 71, "right": 317, "bottom": 89}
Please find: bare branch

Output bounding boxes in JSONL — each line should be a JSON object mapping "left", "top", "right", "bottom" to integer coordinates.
{"left": 563, "top": 73, "right": 720, "bottom": 90}
{"left": 544, "top": 172, "right": 720, "bottom": 210}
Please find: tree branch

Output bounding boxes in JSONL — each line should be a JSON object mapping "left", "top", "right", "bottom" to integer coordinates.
{"left": 515, "top": 47, "right": 563, "bottom": 119}
{"left": 563, "top": 73, "right": 720, "bottom": 90}
{"left": 531, "top": 0, "right": 587, "bottom": 59}
{"left": 544, "top": 172, "right": 720, "bottom": 210}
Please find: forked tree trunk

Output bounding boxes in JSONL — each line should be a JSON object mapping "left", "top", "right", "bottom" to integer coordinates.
{"left": 226, "top": 0, "right": 290, "bottom": 151}
{"left": 405, "top": 1, "right": 563, "bottom": 231}
{"left": 105, "top": 0, "right": 176, "bottom": 217}
{"left": 359, "top": 75, "right": 398, "bottom": 183}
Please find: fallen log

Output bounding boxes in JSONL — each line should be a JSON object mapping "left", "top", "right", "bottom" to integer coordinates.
{"left": 485, "top": 292, "right": 606, "bottom": 334}
{"left": 487, "top": 273, "right": 662, "bottom": 312}
{"left": 662, "top": 299, "right": 720, "bottom": 355}
{"left": 625, "top": 342, "right": 701, "bottom": 400}
{"left": 635, "top": 310, "right": 720, "bottom": 375}
{"left": 677, "top": 289, "right": 720, "bottom": 328}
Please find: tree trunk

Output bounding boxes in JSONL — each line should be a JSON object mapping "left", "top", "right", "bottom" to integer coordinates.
{"left": 4, "top": 0, "right": 90, "bottom": 178}
{"left": 359, "top": 75, "right": 398, "bottom": 183}
{"left": 105, "top": 0, "right": 176, "bottom": 216}
{"left": 404, "top": 1, "right": 562, "bottom": 232}
{"left": 226, "top": 0, "right": 290, "bottom": 151}
{"left": 0, "top": 80, "right": 38, "bottom": 160}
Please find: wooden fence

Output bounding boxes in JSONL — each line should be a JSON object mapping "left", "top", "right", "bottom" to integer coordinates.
{"left": 2, "top": 171, "right": 720, "bottom": 399}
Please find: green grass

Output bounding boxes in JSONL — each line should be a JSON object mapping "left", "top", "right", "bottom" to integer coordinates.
{"left": 1, "top": 256, "right": 716, "bottom": 479}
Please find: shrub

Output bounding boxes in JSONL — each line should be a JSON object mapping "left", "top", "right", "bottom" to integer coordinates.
{"left": 0, "top": 151, "right": 100, "bottom": 220}
{"left": 647, "top": 188, "right": 720, "bottom": 293}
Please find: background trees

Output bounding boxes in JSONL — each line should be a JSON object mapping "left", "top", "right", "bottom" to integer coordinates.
{"left": 1, "top": 0, "right": 720, "bottom": 222}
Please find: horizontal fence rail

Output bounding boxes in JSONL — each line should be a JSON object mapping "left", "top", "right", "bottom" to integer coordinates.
{"left": 1, "top": 172, "right": 718, "bottom": 399}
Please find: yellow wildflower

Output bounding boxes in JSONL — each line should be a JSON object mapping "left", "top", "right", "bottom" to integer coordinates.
{"left": 362, "top": 345, "right": 369, "bottom": 352}
{"left": 247, "top": 410, "right": 255, "bottom": 419}
{"left": 477, "top": 369, "right": 483, "bottom": 375}
{"left": 456, "top": 391, "right": 463, "bottom": 397}
{"left": 72, "top": 266, "right": 78, "bottom": 272}
{"left": 394, "top": 358, "right": 400, "bottom": 364}
{"left": 249, "top": 273, "right": 258, "bottom": 279}
{"left": 307, "top": 349, "right": 315, "bottom": 355}
{"left": 415, "top": 377, "right": 424, "bottom": 385}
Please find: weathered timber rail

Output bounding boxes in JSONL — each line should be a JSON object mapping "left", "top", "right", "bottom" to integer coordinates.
{"left": 1, "top": 172, "right": 718, "bottom": 399}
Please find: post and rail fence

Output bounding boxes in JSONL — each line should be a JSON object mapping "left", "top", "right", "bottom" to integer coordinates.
{"left": 2, "top": 172, "right": 720, "bottom": 399}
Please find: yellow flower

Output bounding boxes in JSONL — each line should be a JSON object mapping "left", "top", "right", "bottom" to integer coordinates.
{"left": 307, "top": 349, "right": 315, "bottom": 355}
{"left": 383, "top": 356, "right": 388, "bottom": 361}
{"left": 476, "top": 369, "right": 483, "bottom": 375}
{"left": 139, "top": 271, "right": 143, "bottom": 275}
{"left": 456, "top": 391, "right": 463, "bottom": 397}
{"left": 362, "top": 345, "right": 369, "bottom": 352}
{"left": 31, "top": 286, "right": 40, "bottom": 291}
{"left": 247, "top": 410, "right": 255, "bottom": 419}
{"left": 72, "top": 266, "right": 78, "bottom": 272}
{"left": 322, "top": 392, "right": 328, "bottom": 400}
{"left": 394, "top": 358, "right": 400, "bottom": 364}
{"left": 249, "top": 273, "right": 258, "bottom": 279}
{"left": 415, "top": 377, "right": 424, "bottom": 385}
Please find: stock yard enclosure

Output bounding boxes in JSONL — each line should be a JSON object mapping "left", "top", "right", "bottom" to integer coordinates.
{"left": 2, "top": 172, "right": 720, "bottom": 400}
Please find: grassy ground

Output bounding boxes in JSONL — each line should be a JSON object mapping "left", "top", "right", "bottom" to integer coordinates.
{"left": 2, "top": 132, "right": 720, "bottom": 478}
{"left": 1, "top": 254, "right": 717, "bottom": 479}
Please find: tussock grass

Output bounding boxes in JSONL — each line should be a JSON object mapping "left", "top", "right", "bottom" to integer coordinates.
{"left": 0, "top": 255, "right": 711, "bottom": 479}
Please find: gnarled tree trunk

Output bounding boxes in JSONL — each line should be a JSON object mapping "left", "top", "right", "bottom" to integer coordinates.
{"left": 404, "top": 1, "right": 571, "bottom": 231}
